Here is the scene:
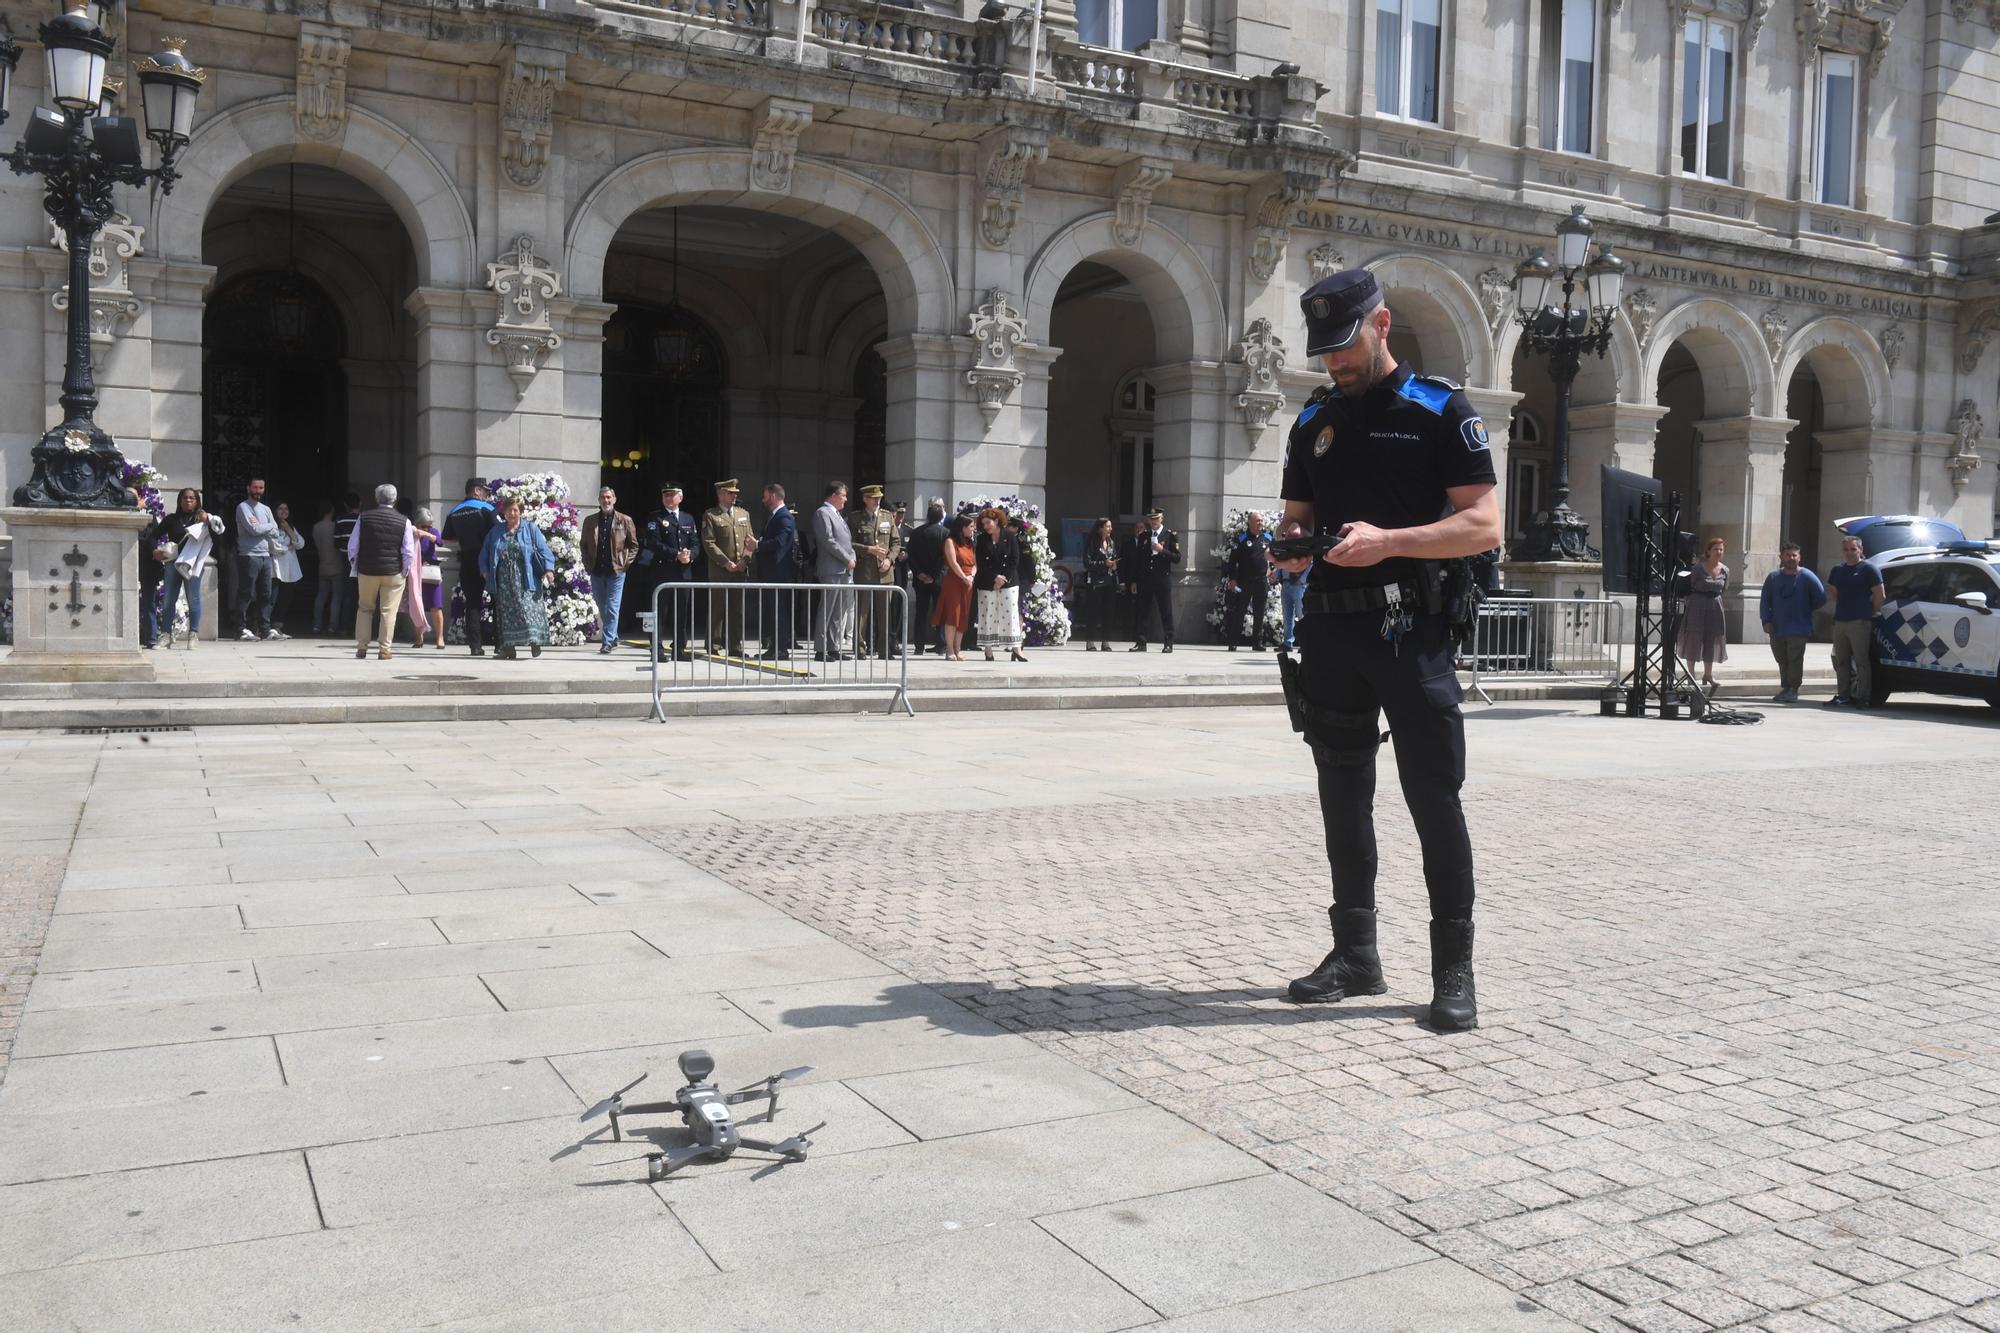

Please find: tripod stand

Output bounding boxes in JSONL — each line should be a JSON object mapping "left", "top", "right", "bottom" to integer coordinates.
{"left": 1612, "top": 491, "right": 1708, "bottom": 720}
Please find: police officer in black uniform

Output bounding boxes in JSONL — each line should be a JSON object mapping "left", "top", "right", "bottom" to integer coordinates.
{"left": 1127, "top": 508, "right": 1181, "bottom": 652}
{"left": 641, "top": 483, "right": 700, "bottom": 661}
{"left": 1271, "top": 269, "right": 1503, "bottom": 1032}
{"left": 1224, "top": 512, "right": 1275, "bottom": 651}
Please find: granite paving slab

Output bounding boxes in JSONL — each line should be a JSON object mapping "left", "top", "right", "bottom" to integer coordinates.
{"left": 844, "top": 1051, "right": 1148, "bottom": 1140}
{"left": 479, "top": 941, "right": 889, "bottom": 1011}
{"left": 23, "top": 959, "right": 260, "bottom": 1011}
{"left": 1142, "top": 1258, "right": 1586, "bottom": 1331}
{"left": 34, "top": 918, "right": 447, "bottom": 972}
{"left": 253, "top": 931, "right": 664, "bottom": 991}
{"left": 0, "top": 1035, "right": 286, "bottom": 1113}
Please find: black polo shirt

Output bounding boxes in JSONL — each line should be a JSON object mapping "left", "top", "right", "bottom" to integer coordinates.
{"left": 1279, "top": 364, "right": 1496, "bottom": 593}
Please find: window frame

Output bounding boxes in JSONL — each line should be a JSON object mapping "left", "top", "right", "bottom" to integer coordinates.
{"left": 1679, "top": 14, "right": 1737, "bottom": 183}
{"left": 1551, "top": 0, "right": 1599, "bottom": 157}
{"left": 1074, "top": 0, "right": 1167, "bottom": 54}
{"left": 1375, "top": 0, "right": 1446, "bottom": 125}
{"left": 1815, "top": 50, "right": 1861, "bottom": 209}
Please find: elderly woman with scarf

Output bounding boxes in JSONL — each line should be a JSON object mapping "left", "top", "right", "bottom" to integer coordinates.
{"left": 478, "top": 493, "right": 556, "bottom": 659}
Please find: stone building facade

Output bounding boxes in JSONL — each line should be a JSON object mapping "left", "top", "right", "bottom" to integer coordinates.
{"left": 2, "top": 0, "right": 1998, "bottom": 635}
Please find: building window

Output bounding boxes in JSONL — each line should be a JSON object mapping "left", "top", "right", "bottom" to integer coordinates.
{"left": 1377, "top": 0, "right": 1443, "bottom": 123}
{"left": 1509, "top": 415, "right": 1542, "bottom": 538}
{"left": 1680, "top": 17, "right": 1735, "bottom": 181}
{"left": 1541, "top": 0, "right": 1596, "bottom": 154}
{"left": 1075, "top": 0, "right": 1160, "bottom": 52}
{"left": 1112, "top": 373, "right": 1156, "bottom": 519}
{"left": 1817, "top": 52, "right": 1858, "bottom": 208}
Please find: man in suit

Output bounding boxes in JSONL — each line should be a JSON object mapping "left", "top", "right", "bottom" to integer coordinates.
{"left": 905, "top": 499, "right": 948, "bottom": 655}
{"left": 640, "top": 483, "right": 699, "bottom": 661}
{"left": 848, "top": 484, "right": 902, "bottom": 658}
{"left": 580, "top": 486, "right": 641, "bottom": 655}
{"left": 1128, "top": 506, "right": 1182, "bottom": 652}
{"left": 812, "top": 480, "right": 857, "bottom": 660}
{"left": 755, "top": 482, "right": 798, "bottom": 660}
{"left": 443, "top": 479, "right": 498, "bottom": 656}
{"left": 699, "top": 478, "right": 757, "bottom": 657}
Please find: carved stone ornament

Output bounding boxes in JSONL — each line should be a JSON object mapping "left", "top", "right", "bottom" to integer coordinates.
{"left": 484, "top": 234, "right": 563, "bottom": 400}
{"left": 1948, "top": 398, "right": 1983, "bottom": 494}
{"left": 1475, "top": 267, "right": 1512, "bottom": 335}
{"left": 1869, "top": 15, "right": 1893, "bottom": 71}
{"left": 1111, "top": 158, "right": 1173, "bottom": 249}
{"left": 1797, "top": 0, "right": 1831, "bottom": 59}
{"left": 964, "top": 288, "right": 1030, "bottom": 426}
{"left": 295, "top": 21, "right": 351, "bottom": 143}
{"left": 977, "top": 126, "right": 1048, "bottom": 249}
{"left": 1880, "top": 321, "right": 1904, "bottom": 373}
{"left": 1248, "top": 171, "right": 1321, "bottom": 284}
{"left": 1231, "top": 317, "right": 1289, "bottom": 442}
{"left": 750, "top": 97, "right": 813, "bottom": 194}
{"left": 1959, "top": 302, "right": 2000, "bottom": 375}
{"left": 500, "top": 47, "right": 566, "bottom": 191}
{"left": 1625, "top": 287, "right": 1658, "bottom": 349}
{"left": 1946, "top": 0, "right": 1998, "bottom": 28}
{"left": 1307, "top": 244, "right": 1344, "bottom": 282}
{"left": 1759, "top": 305, "right": 1789, "bottom": 365}
{"left": 50, "top": 212, "right": 144, "bottom": 370}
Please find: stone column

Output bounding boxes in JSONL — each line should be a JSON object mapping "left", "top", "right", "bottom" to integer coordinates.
{"left": 881, "top": 332, "right": 984, "bottom": 509}
{"left": 1814, "top": 427, "right": 1916, "bottom": 546}
{"left": 1694, "top": 415, "right": 1794, "bottom": 643}
{"left": 557, "top": 301, "right": 614, "bottom": 505}
{"left": 1150, "top": 359, "right": 1232, "bottom": 636}
{"left": 1563, "top": 401, "right": 1669, "bottom": 547}
{"left": 406, "top": 288, "right": 481, "bottom": 521}
{"left": 143, "top": 262, "right": 216, "bottom": 492}
{"left": 1462, "top": 386, "right": 1525, "bottom": 534}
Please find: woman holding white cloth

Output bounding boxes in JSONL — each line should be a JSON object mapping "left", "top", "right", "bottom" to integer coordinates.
{"left": 157, "top": 488, "right": 226, "bottom": 648}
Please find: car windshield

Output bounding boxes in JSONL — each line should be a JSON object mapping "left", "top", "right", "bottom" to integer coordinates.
{"left": 1852, "top": 519, "right": 1963, "bottom": 559}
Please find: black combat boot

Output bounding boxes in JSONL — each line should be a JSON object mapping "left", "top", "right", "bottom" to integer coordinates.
{"left": 1427, "top": 918, "right": 1478, "bottom": 1031}
{"left": 1287, "top": 907, "right": 1387, "bottom": 1003}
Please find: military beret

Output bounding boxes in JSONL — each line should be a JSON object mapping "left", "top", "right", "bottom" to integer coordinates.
{"left": 1301, "top": 269, "right": 1384, "bottom": 356}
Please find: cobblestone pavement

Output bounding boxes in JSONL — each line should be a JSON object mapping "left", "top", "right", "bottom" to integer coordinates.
{"left": 668, "top": 737, "right": 2000, "bottom": 1333}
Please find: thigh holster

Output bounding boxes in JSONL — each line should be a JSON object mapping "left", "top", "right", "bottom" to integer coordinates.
{"left": 1278, "top": 650, "right": 1383, "bottom": 766}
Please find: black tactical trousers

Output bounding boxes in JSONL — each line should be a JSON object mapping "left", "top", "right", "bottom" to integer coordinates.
{"left": 459, "top": 572, "right": 488, "bottom": 652}
{"left": 1294, "top": 610, "right": 1474, "bottom": 919}
{"left": 1134, "top": 579, "right": 1174, "bottom": 646}
{"left": 1226, "top": 583, "right": 1272, "bottom": 648}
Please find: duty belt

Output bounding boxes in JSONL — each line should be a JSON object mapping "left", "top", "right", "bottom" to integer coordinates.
{"left": 1303, "top": 581, "right": 1442, "bottom": 617}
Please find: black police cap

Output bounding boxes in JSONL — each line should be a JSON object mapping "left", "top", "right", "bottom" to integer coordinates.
{"left": 1301, "top": 269, "right": 1384, "bottom": 356}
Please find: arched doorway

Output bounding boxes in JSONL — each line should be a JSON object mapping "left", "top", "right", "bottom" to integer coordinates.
{"left": 1047, "top": 261, "right": 1160, "bottom": 559}
{"left": 601, "top": 303, "right": 727, "bottom": 499}
{"left": 202, "top": 271, "right": 348, "bottom": 511}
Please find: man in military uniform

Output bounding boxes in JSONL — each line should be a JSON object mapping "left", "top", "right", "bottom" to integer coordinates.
{"left": 1127, "top": 508, "right": 1181, "bottom": 652}
{"left": 848, "top": 484, "right": 902, "bottom": 658}
{"left": 1224, "top": 510, "right": 1275, "bottom": 652}
{"left": 640, "top": 484, "right": 700, "bottom": 660}
{"left": 699, "top": 478, "right": 757, "bottom": 657}
{"left": 1271, "top": 268, "right": 1503, "bottom": 1032}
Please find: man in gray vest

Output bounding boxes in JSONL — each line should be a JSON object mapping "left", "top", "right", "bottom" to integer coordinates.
{"left": 812, "top": 480, "right": 857, "bottom": 661}
{"left": 345, "top": 483, "right": 416, "bottom": 660}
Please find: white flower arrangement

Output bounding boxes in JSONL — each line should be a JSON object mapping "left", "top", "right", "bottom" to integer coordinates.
{"left": 449, "top": 470, "right": 599, "bottom": 647}
{"left": 956, "top": 493, "right": 1071, "bottom": 646}
{"left": 1206, "top": 506, "right": 1284, "bottom": 645}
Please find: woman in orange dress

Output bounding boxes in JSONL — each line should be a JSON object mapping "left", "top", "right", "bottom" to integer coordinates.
{"left": 932, "top": 513, "right": 977, "bottom": 660}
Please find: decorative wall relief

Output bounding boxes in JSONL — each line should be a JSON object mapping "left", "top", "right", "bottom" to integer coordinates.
{"left": 1248, "top": 171, "right": 1321, "bottom": 283}
{"left": 1759, "top": 305, "right": 1789, "bottom": 365}
{"left": 1475, "top": 267, "right": 1512, "bottom": 335}
{"left": 1960, "top": 302, "right": 2000, "bottom": 375}
{"left": 1111, "top": 157, "right": 1172, "bottom": 248}
{"left": 1948, "top": 398, "right": 1983, "bottom": 494}
{"left": 977, "top": 125, "right": 1048, "bottom": 249}
{"left": 1879, "top": 321, "right": 1904, "bottom": 373}
{"left": 1625, "top": 287, "right": 1658, "bottom": 350}
{"left": 295, "top": 21, "right": 351, "bottom": 142}
{"left": 750, "top": 97, "right": 814, "bottom": 194}
{"left": 500, "top": 47, "right": 566, "bottom": 190}
{"left": 965, "top": 288, "right": 1029, "bottom": 425}
{"left": 1231, "top": 317, "right": 1289, "bottom": 443}
{"left": 1307, "top": 243, "right": 1344, "bottom": 282}
{"left": 50, "top": 212, "right": 144, "bottom": 370}
{"left": 485, "top": 234, "right": 563, "bottom": 400}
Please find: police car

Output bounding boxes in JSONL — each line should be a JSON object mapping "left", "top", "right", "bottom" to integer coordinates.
{"left": 1837, "top": 514, "right": 1968, "bottom": 563}
{"left": 1869, "top": 540, "right": 2000, "bottom": 708}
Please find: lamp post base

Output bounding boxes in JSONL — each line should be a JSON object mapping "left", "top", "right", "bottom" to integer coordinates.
{"left": 0, "top": 506, "right": 155, "bottom": 682}
{"left": 12, "top": 419, "right": 132, "bottom": 510}
{"left": 1508, "top": 506, "right": 1600, "bottom": 564}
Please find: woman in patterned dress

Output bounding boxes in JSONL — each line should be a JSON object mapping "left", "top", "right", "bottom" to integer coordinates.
{"left": 478, "top": 495, "right": 555, "bottom": 660}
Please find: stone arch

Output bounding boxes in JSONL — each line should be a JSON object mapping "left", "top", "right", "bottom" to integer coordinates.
{"left": 1641, "top": 297, "right": 1775, "bottom": 418}
{"left": 822, "top": 305, "right": 889, "bottom": 397}
{"left": 603, "top": 263, "right": 769, "bottom": 380}
{"left": 1775, "top": 316, "right": 1886, "bottom": 431}
{"left": 156, "top": 97, "right": 476, "bottom": 289}
{"left": 1021, "top": 213, "right": 1227, "bottom": 362}
{"left": 1495, "top": 302, "right": 1643, "bottom": 405}
{"left": 1364, "top": 254, "right": 1496, "bottom": 387}
{"left": 567, "top": 150, "right": 954, "bottom": 336}
{"left": 201, "top": 218, "right": 403, "bottom": 365}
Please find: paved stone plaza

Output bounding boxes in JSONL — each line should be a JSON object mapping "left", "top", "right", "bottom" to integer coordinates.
{"left": 0, "top": 695, "right": 1995, "bottom": 1331}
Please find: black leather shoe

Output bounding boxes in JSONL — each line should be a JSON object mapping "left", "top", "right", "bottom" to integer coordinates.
{"left": 1287, "top": 907, "right": 1387, "bottom": 1003}
{"left": 1162, "top": 643, "right": 1174, "bottom": 653}
{"left": 1427, "top": 918, "right": 1478, "bottom": 1031}
{"left": 1129, "top": 643, "right": 1147, "bottom": 652}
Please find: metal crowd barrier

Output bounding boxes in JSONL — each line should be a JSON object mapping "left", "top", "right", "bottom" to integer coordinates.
{"left": 646, "top": 579, "right": 914, "bottom": 719}
{"left": 1465, "top": 595, "right": 1624, "bottom": 704}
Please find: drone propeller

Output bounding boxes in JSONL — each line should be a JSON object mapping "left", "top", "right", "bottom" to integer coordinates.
{"left": 735, "top": 1065, "right": 813, "bottom": 1093}
{"left": 771, "top": 1121, "right": 827, "bottom": 1158}
{"left": 579, "top": 1073, "right": 649, "bottom": 1122}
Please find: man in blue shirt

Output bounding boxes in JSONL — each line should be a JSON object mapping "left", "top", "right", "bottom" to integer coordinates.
{"left": 1759, "top": 541, "right": 1826, "bottom": 704}
{"left": 1824, "top": 535, "right": 1884, "bottom": 707}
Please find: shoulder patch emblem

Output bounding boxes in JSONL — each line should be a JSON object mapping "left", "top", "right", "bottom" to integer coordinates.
{"left": 1462, "top": 417, "right": 1491, "bottom": 452}
{"left": 1313, "top": 426, "right": 1335, "bottom": 458}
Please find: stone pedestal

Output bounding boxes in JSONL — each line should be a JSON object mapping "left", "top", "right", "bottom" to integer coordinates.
{"left": 0, "top": 506, "right": 155, "bottom": 682}
{"left": 1502, "top": 559, "right": 1604, "bottom": 602}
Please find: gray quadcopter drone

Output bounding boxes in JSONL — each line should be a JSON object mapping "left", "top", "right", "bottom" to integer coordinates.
{"left": 578, "top": 1049, "right": 824, "bottom": 1181}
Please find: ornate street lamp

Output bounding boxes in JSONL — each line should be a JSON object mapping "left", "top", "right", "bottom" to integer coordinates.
{"left": 3, "top": 5, "right": 203, "bottom": 508}
{"left": 1508, "top": 204, "right": 1625, "bottom": 563}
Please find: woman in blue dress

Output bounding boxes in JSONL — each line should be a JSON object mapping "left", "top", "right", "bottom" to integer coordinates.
{"left": 478, "top": 495, "right": 555, "bottom": 659}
